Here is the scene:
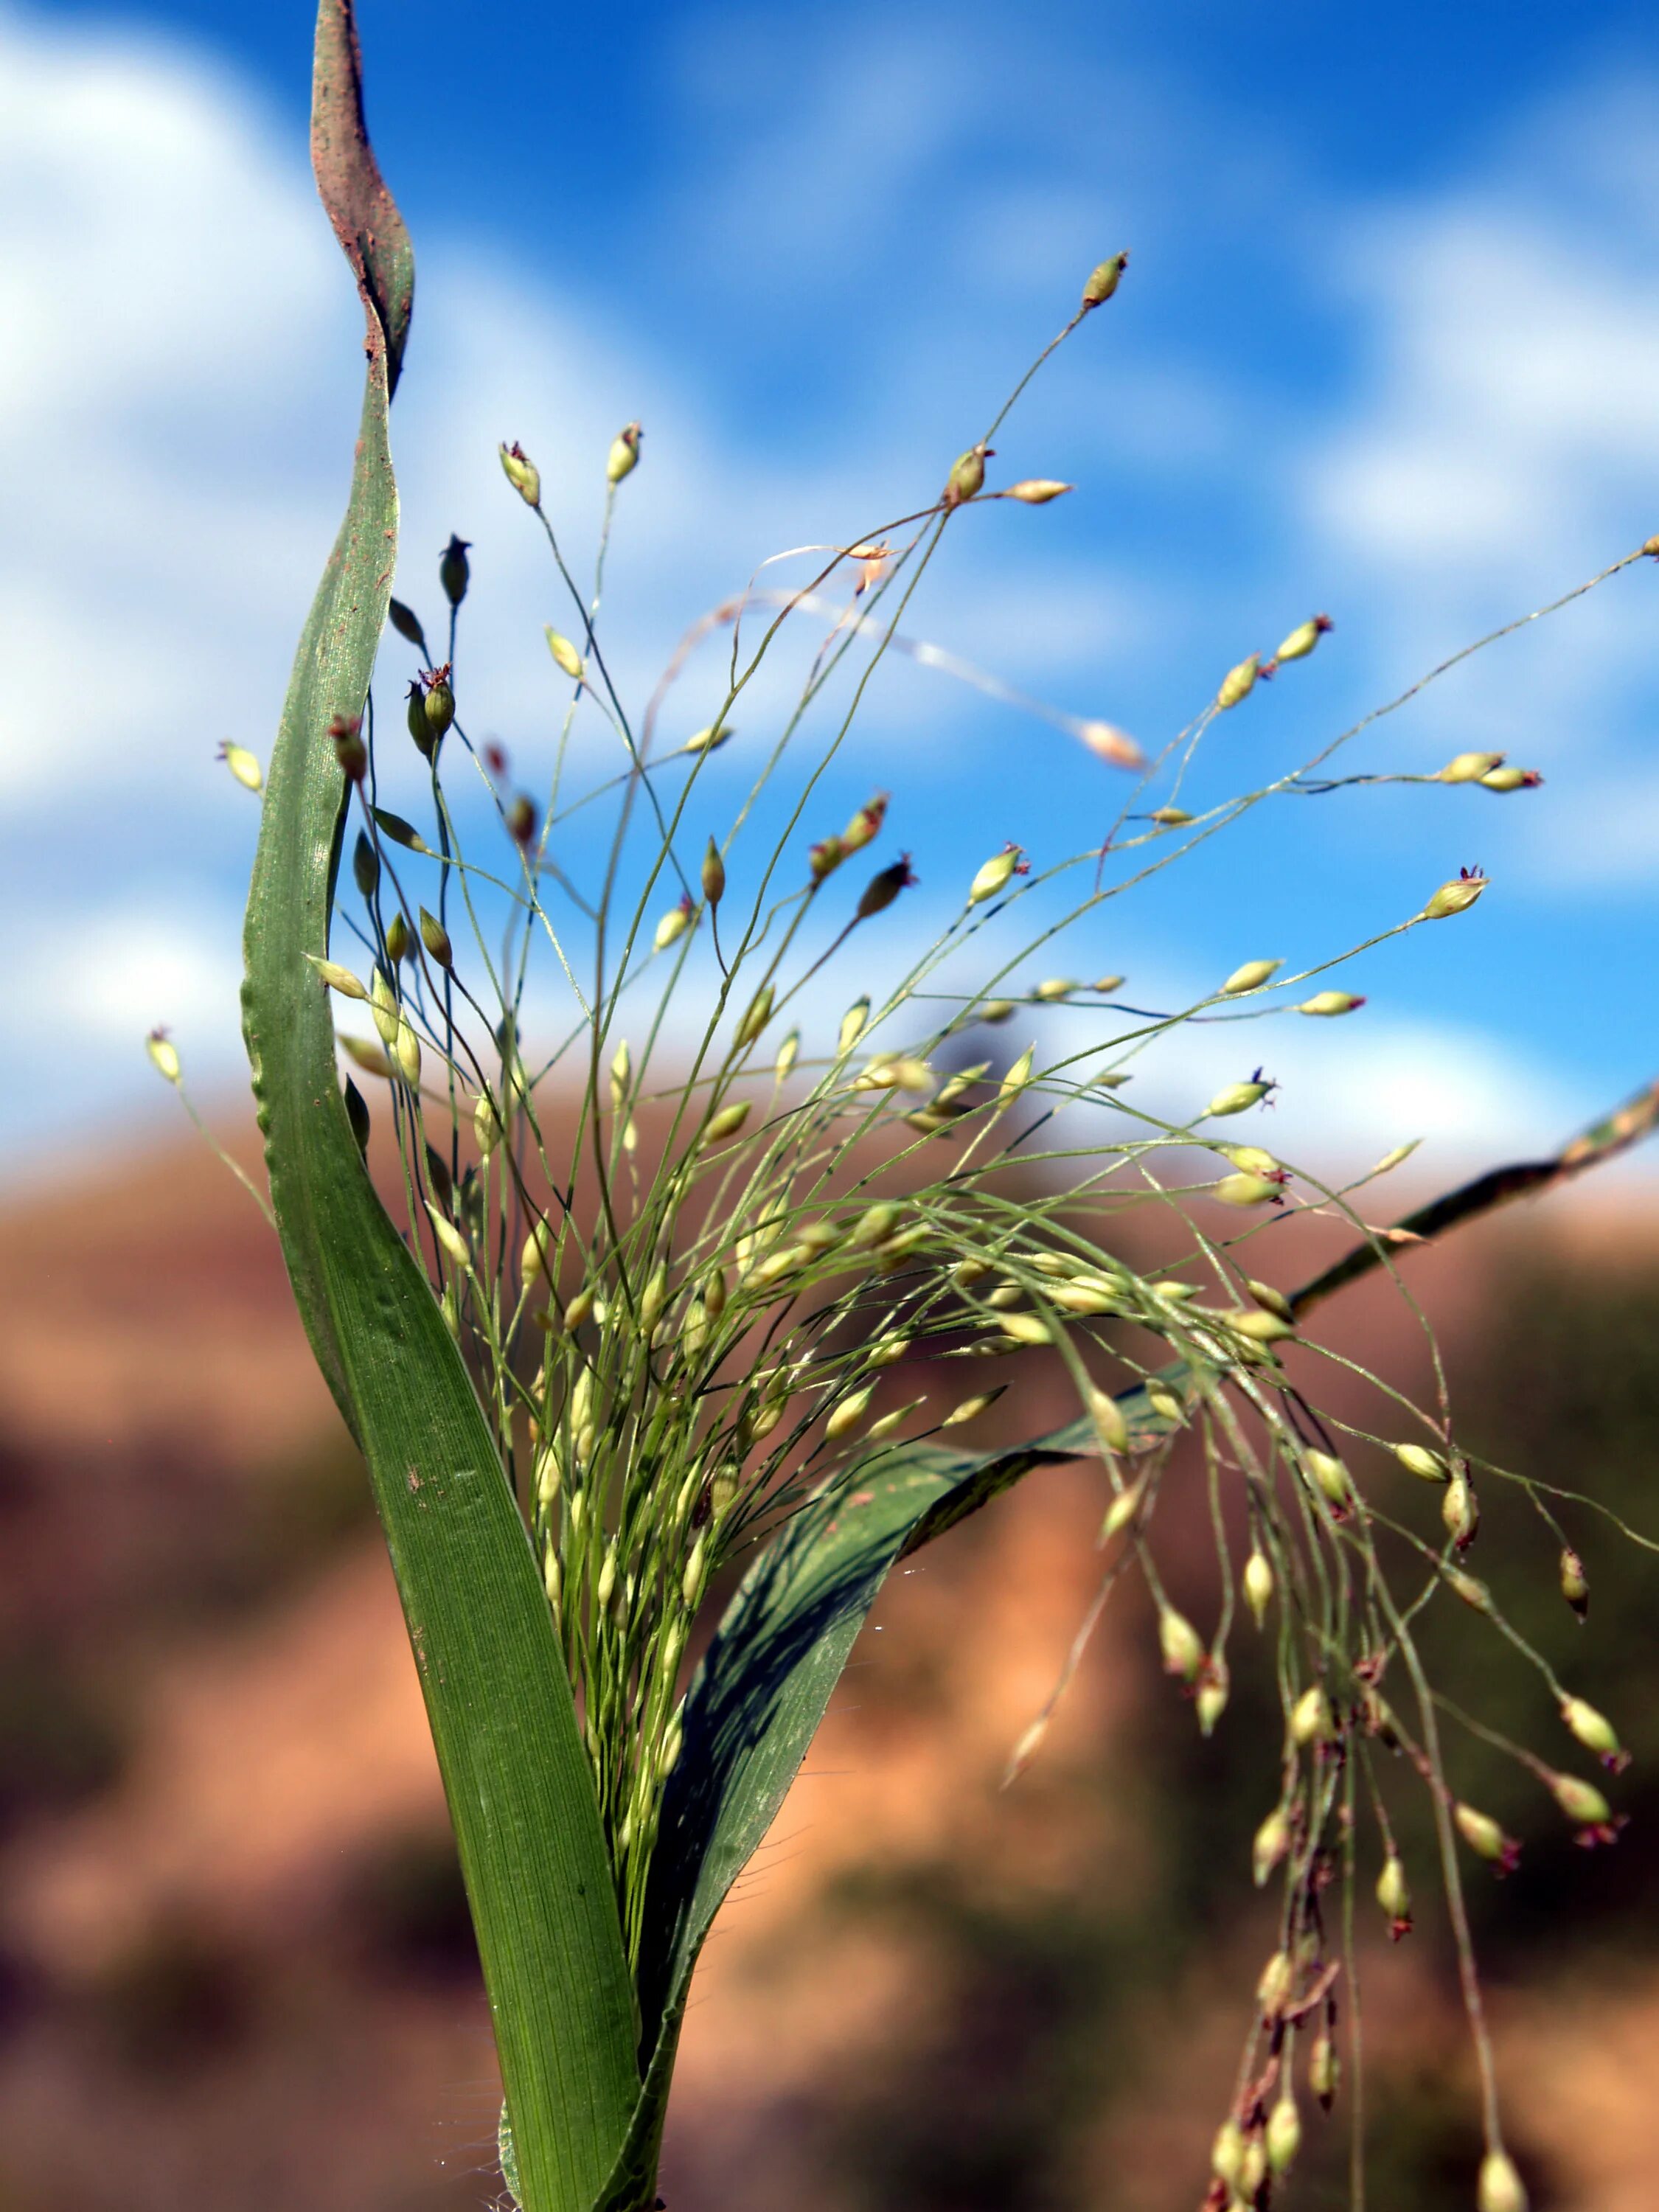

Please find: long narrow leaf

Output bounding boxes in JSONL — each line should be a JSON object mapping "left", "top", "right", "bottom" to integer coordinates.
{"left": 240, "top": 10, "right": 639, "bottom": 2208}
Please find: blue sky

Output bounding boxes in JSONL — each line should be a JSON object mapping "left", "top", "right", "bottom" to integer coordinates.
{"left": 7, "top": 0, "right": 1659, "bottom": 1190}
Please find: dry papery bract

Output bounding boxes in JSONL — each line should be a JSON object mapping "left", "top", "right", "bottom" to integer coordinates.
{"left": 186, "top": 237, "right": 1659, "bottom": 2212}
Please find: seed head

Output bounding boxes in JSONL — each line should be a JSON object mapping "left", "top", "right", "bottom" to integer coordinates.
{"left": 1377, "top": 1851, "right": 1412, "bottom": 1935}
{"left": 1296, "top": 990, "right": 1366, "bottom": 1015}
{"left": 857, "top": 852, "right": 917, "bottom": 919}
{"left": 393, "top": 1019, "right": 422, "bottom": 1087}
{"left": 1158, "top": 1605, "right": 1205, "bottom": 1683}
{"left": 419, "top": 908, "right": 453, "bottom": 969}
{"left": 1195, "top": 1663, "right": 1229, "bottom": 1736}
{"left": 1204, "top": 1075, "right": 1274, "bottom": 1118}
{"left": 1086, "top": 1384, "right": 1129, "bottom": 1454}
{"left": 1560, "top": 1695, "right": 1625, "bottom": 1769}
{"left": 422, "top": 665, "right": 456, "bottom": 742}
{"left": 146, "top": 1028, "right": 181, "bottom": 1085}
{"left": 843, "top": 792, "right": 888, "bottom": 851}
{"left": 1309, "top": 2028, "right": 1340, "bottom": 2110}
{"left": 702, "top": 1100, "right": 751, "bottom": 1147}
{"left": 608, "top": 421, "right": 642, "bottom": 484}
{"left": 944, "top": 442, "right": 992, "bottom": 507}
{"left": 1006, "top": 479, "right": 1074, "bottom": 503}
{"left": 546, "top": 627, "right": 584, "bottom": 681}
{"left": 1455, "top": 1802, "right": 1521, "bottom": 1873}
{"left": 1549, "top": 1770, "right": 1613, "bottom": 1829}
{"left": 1437, "top": 751, "right": 1505, "bottom": 785}
{"left": 969, "top": 843, "right": 1027, "bottom": 905}
{"left": 1290, "top": 1686, "right": 1334, "bottom": 1747}
{"left": 826, "top": 1385, "right": 877, "bottom": 1441}
{"left": 1266, "top": 2090, "right": 1301, "bottom": 2176}
{"left": 1243, "top": 1548, "right": 1274, "bottom": 1628}
{"left": 1081, "top": 250, "right": 1129, "bottom": 308}
{"left": 1214, "top": 1172, "right": 1284, "bottom": 1208}
{"left": 331, "top": 712, "right": 366, "bottom": 782}
{"left": 424, "top": 1202, "right": 470, "bottom": 1270}
{"left": 498, "top": 441, "right": 541, "bottom": 507}
{"left": 1273, "top": 613, "right": 1332, "bottom": 663}
{"left": 352, "top": 830, "right": 378, "bottom": 898}
{"left": 439, "top": 534, "right": 471, "bottom": 608}
{"left": 218, "top": 741, "right": 262, "bottom": 792}
{"left": 1443, "top": 1472, "right": 1479, "bottom": 1546}
{"left": 1394, "top": 1441, "right": 1447, "bottom": 1482}
{"left": 1216, "top": 654, "right": 1260, "bottom": 710}
{"left": 1478, "top": 2150, "right": 1528, "bottom": 2212}
{"left": 1559, "top": 1545, "right": 1590, "bottom": 1620}
{"left": 774, "top": 1029, "right": 800, "bottom": 1080}
{"left": 1423, "top": 866, "right": 1489, "bottom": 920}
{"left": 1256, "top": 1948, "right": 1293, "bottom": 2018}
{"left": 1034, "top": 977, "right": 1077, "bottom": 1003}
{"left": 735, "top": 983, "right": 774, "bottom": 1048}
{"left": 1221, "top": 958, "right": 1282, "bottom": 996}
{"left": 942, "top": 1388, "right": 1003, "bottom": 1427}
{"left": 655, "top": 895, "right": 695, "bottom": 951}
{"left": 1252, "top": 1804, "right": 1289, "bottom": 1885}
{"left": 1303, "top": 1449, "right": 1349, "bottom": 1506}
{"left": 1211, "top": 2118, "right": 1245, "bottom": 2191}
{"left": 701, "top": 838, "right": 726, "bottom": 906}
{"left": 1480, "top": 765, "right": 1543, "bottom": 792}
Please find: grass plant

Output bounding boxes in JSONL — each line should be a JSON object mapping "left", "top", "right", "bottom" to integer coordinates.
{"left": 150, "top": 8, "right": 1659, "bottom": 2208}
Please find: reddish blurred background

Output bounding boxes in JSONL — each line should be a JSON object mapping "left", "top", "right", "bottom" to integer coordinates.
{"left": 2, "top": 1127, "right": 1658, "bottom": 2211}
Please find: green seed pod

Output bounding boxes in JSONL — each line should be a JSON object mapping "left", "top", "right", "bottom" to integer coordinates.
{"left": 1296, "top": 990, "right": 1366, "bottom": 1015}
{"left": 1265, "top": 2090, "right": 1301, "bottom": 2175}
{"left": 1100, "top": 1479, "right": 1144, "bottom": 1539}
{"left": 735, "top": 983, "right": 774, "bottom": 1048}
{"left": 1084, "top": 1385, "right": 1128, "bottom": 1453}
{"left": 838, "top": 996, "right": 870, "bottom": 1054}
{"left": 1480, "top": 765, "right": 1541, "bottom": 792}
{"left": 219, "top": 741, "right": 262, "bottom": 791}
{"left": 683, "top": 723, "right": 732, "bottom": 756}
{"left": 388, "top": 596, "right": 428, "bottom": 651}
{"left": 843, "top": 791, "right": 888, "bottom": 850}
{"left": 424, "top": 673, "right": 456, "bottom": 742}
{"left": 1223, "top": 1307, "right": 1296, "bottom": 1343}
{"left": 1454, "top": 1802, "right": 1514, "bottom": 1864}
{"left": 702, "top": 1100, "right": 751, "bottom": 1147}
{"left": 826, "top": 1385, "right": 875, "bottom": 1441}
{"left": 1150, "top": 804, "right": 1194, "bottom": 825}
{"left": 424, "top": 1202, "right": 470, "bottom": 1270}
{"left": 978, "top": 998, "right": 1017, "bottom": 1024}
{"left": 1274, "top": 612, "right": 1332, "bottom": 663}
{"left": 473, "top": 1090, "right": 502, "bottom": 1159}
{"left": 1309, "top": 2028, "right": 1340, "bottom": 2110}
{"left": 1034, "top": 977, "right": 1077, "bottom": 1002}
{"left": 419, "top": 908, "right": 453, "bottom": 968}
{"left": 701, "top": 838, "right": 726, "bottom": 907}
{"left": 1216, "top": 654, "right": 1260, "bottom": 709}
{"left": 997, "top": 1312, "right": 1052, "bottom": 1346}
{"left": 343, "top": 1076, "right": 371, "bottom": 1155}
{"left": 640, "top": 1263, "right": 669, "bottom": 1335}
{"left": 998, "top": 1045, "right": 1035, "bottom": 1108}
{"left": 1423, "top": 870, "right": 1489, "bottom": 920}
{"left": 681, "top": 1530, "right": 708, "bottom": 1611}
{"left": 1247, "top": 1279, "right": 1293, "bottom": 1321}
{"left": 393, "top": 1018, "right": 422, "bottom": 1088}
{"left": 1256, "top": 1948, "right": 1293, "bottom": 2017}
{"left": 1243, "top": 1548, "right": 1274, "bottom": 1628}
{"left": 439, "top": 533, "right": 471, "bottom": 608}
{"left": 1196, "top": 1666, "right": 1228, "bottom": 1736}
{"left": 338, "top": 1036, "right": 394, "bottom": 1080}
{"left": 773, "top": 1029, "right": 800, "bottom": 1080}
{"left": 810, "top": 834, "right": 847, "bottom": 880}
{"left": 655, "top": 897, "right": 694, "bottom": 951}
{"left": 1081, "top": 250, "right": 1129, "bottom": 307}
{"left": 1560, "top": 1695, "right": 1623, "bottom": 1766}
{"left": 607, "top": 421, "right": 642, "bottom": 484}
{"left": 849, "top": 1201, "right": 903, "bottom": 1251}
{"left": 369, "top": 965, "right": 400, "bottom": 1046}
{"left": 1221, "top": 957, "right": 1282, "bottom": 995}
{"left": 1550, "top": 1771, "right": 1612, "bottom": 1828}
{"left": 1394, "top": 1441, "right": 1447, "bottom": 1482}
{"left": 543, "top": 1545, "right": 561, "bottom": 1609}
{"left": 1436, "top": 750, "right": 1506, "bottom": 784}
{"left": 942, "top": 1388, "right": 1001, "bottom": 1427}
{"left": 944, "top": 442, "right": 991, "bottom": 507}
{"left": 305, "top": 955, "right": 368, "bottom": 1000}
{"left": 563, "top": 1285, "right": 595, "bottom": 1332}
{"left": 1443, "top": 1472, "right": 1478, "bottom": 1545}
{"left": 1211, "top": 2118, "right": 1245, "bottom": 2191}
{"left": 545, "top": 627, "right": 583, "bottom": 681}
{"left": 1290, "top": 1686, "right": 1333, "bottom": 1746}
{"left": 1304, "top": 1449, "right": 1349, "bottom": 1506}
{"left": 352, "top": 829, "right": 379, "bottom": 898}
{"left": 1006, "top": 478, "right": 1074, "bottom": 503}
{"left": 1477, "top": 2149, "right": 1528, "bottom": 2212}
{"left": 499, "top": 440, "right": 541, "bottom": 507}
{"left": 1214, "top": 1172, "right": 1282, "bottom": 1208}
{"left": 1560, "top": 1545, "right": 1590, "bottom": 1619}
{"left": 1205, "top": 1079, "right": 1271, "bottom": 1118}
{"left": 332, "top": 714, "right": 367, "bottom": 781}
{"left": 1251, "top": 1804, "right": 1289, "bottom": 1885}
{"left": 968, "top": 844, "right": 1024, "bottom": 905}
{"left": 1377, "top": 1851, "right": 1411, "bottom": 1931}
{"left": 383, "top": 913, "right": 410, "bottom": 967}
{"left": 1158, "top": 1606, "right": 1205, "bottom": 1683}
